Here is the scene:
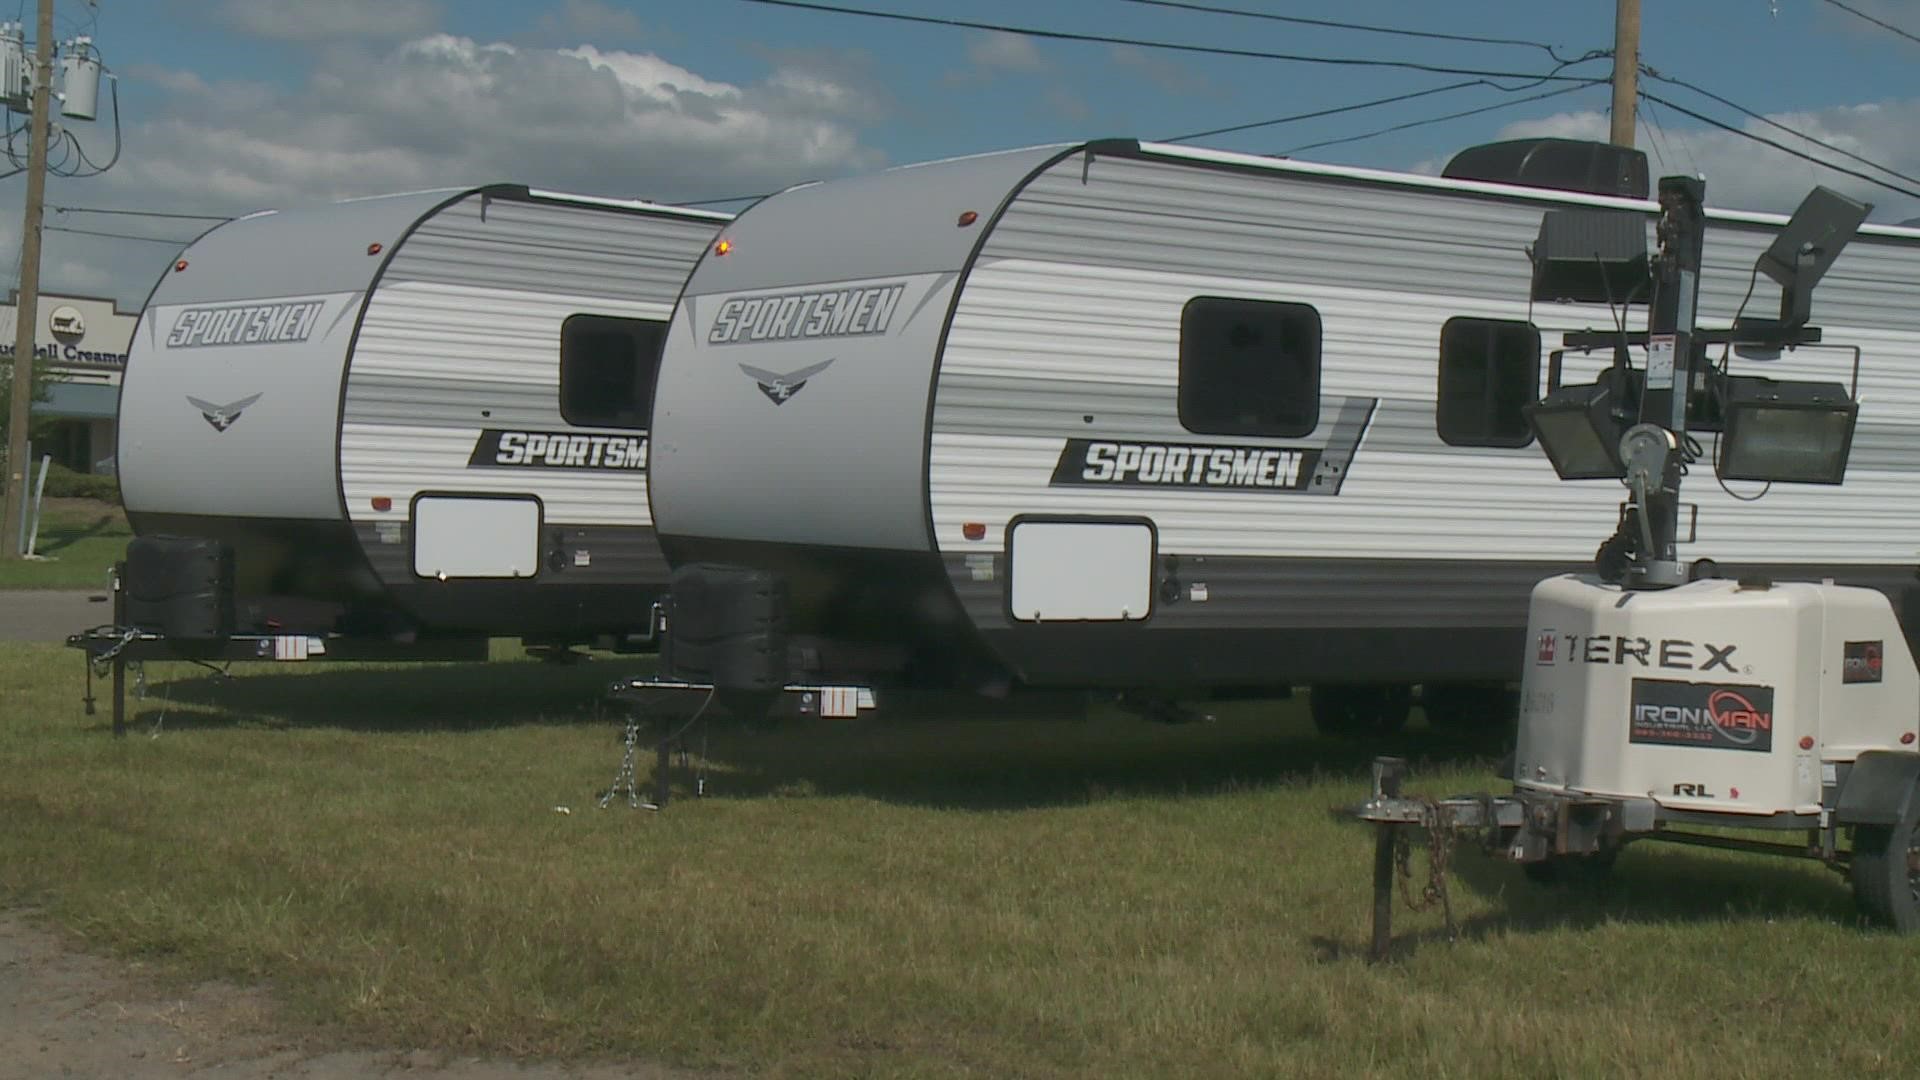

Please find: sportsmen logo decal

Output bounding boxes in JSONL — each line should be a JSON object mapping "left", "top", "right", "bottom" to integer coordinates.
{"left": 739, "top": 359, "right": 835, "bottom": 405}
{"left": 1050, "top": 396, "right": 1379, "bottom": 496}
{"left": 187, "top": 393, "right": 262, "bottom": 432}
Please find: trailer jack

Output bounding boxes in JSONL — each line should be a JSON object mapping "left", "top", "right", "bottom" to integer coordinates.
{"left": 1355, "top": 757, "right": 1663, "bottom": 961}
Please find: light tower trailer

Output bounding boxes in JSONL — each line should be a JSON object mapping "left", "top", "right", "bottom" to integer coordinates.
{"left": 1354, "top": 176, "right": 1920, "bottom": 953}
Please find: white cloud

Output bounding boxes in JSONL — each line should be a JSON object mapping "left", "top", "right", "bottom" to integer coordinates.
{"left": 966, "top": 31, "right": 1044, "bottom": 72}
{"left": 561, "top": 44, "right": 741, "bottom": 101}
{"left": 26, "top": 34, "right": 886, "bottom": 305}
{"left": 218, "top": 0, "right": 442, "bottom": 42}
{"left": 102, "top": 36, "right": 882, "bottom": 206}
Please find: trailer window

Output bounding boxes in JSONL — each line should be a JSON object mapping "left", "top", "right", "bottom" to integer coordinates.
{"left": 560, "top": 315, "right": 667, "bottom": 430}
{"left": 1179, "top": 297, "right": 1320, "bottom": 438}
{"left": 1437, "top": 317, "right": 1540, "bottom": 448}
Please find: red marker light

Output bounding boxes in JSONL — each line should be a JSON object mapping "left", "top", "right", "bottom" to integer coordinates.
{"left": 957, "top": 210, "right": 978, "bottom": 227}
{"left": 714, "top": 238, "right": 732, "bottom": 256}
{"left": 1799, "top": 736, "right": 1815, "bottom": 750}
{"left": 174, "top": 259, "right": 189, "bottom": 272}
{"left": 963, "top": 522, "right": 986, "bottom": 541}
{"left": 371, "top": 496, "right": 392, "bottom": 512}
{"left": 1904, "top": 732, "right": 1917, "bottom": 745}
{"left": 367, "top": 242, "right": 383, "bottom": 256}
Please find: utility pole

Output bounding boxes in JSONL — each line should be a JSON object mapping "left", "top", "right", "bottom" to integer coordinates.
{"left": 1610, "top": 0, "right": 1640, "bottom": 148}
{"left": 2, "top": 0, "right": 52, "bottom": 558}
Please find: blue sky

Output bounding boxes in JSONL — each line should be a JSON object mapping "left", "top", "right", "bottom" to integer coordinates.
{"left": 9, "top": 0, "right": 1920, "bottom": 304}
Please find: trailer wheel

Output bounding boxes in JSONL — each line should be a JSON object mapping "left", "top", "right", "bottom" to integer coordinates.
{"left": 1310, "top": 684, "right": 1411, "bottom": 738}
{"left": 1850, "top": 812, "right": 1920, "bottom": 932}
{"left": 1422, "top": 682, "right": 1514, "bottom": 732}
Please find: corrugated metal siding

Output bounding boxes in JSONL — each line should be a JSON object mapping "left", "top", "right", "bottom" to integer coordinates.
{"left": 340, "top": 196, "right": 720, "bottom": 540}
{"left": 930, "top": 154, "right": 1920, "bottom": 584}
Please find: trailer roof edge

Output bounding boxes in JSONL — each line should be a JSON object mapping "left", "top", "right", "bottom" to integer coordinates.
{"left": 1128, "top": 141, "right": 1920, "bottom": 240}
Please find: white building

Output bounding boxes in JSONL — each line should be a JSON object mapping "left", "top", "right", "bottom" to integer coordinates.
{"left": 0, "top": 291, "right": 137, "bottom": 474}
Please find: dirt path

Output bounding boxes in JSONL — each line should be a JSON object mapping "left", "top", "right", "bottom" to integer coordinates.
{"left": 0, "top": 914, "right": 696, "bottom": 1079}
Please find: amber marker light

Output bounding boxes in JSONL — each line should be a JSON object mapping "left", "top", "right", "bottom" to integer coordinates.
{"left": 957, "top": 210, "right": 979, "bottom": 227}
{"left": 371, "top": 496, "right": 392, "bottom": 512}
{"left": 367, "top": 242, "right": 384, "bottom": 255}
{"left": 963, "top": 522, "right": 987, "bottom": 540}
{"left": 174, "top": 259, "right": 188, "bottom": 272}
{"left": 714, "top": 238, "right": 733, "bottom": 256}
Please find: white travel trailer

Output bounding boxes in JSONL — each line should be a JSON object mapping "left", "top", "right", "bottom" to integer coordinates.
{"left": 117, "top": 185, "right": 728, "bottom": 642}
{"left": 646, "top": 139, "right": 1920, "bottom": 730}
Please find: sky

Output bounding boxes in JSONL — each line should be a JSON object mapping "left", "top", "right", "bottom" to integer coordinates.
{"left": 5, "top": 0, "right": 1920, "bottom": 309}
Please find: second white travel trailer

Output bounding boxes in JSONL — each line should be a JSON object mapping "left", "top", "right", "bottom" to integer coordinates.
{"left": 645, "top": 139, "right": 1920, "bottom": 730}
{"left": 115, "top": 185, "right": 728, "bottom": 645}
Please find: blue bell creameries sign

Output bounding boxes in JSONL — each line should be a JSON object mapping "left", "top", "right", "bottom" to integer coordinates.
{"left": 0, "top": 293, "right": 136, "bottom": 367}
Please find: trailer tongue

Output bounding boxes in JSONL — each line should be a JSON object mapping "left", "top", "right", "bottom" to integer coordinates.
{"left": 1353, "top": 175, "right": 1920, "bottom": 955}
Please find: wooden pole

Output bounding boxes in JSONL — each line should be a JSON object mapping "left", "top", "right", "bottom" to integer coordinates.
{"left": 1610, "top": 0, "right": 1641, "bottom": 148}
{"left": 2, "top": 0, "right": 55, "bottom": 558}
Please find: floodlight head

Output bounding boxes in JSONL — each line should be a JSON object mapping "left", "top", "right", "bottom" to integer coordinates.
{"left": 1758, "top": 186, "right": 1870, "bottom": 326}
{"left": 1524, "top": 379, "right": 1630, "bottom": 479}
{"left": 1529, "top": 209, "right": 1651, "bottom": 304}
{"left": 1719, "top": 377, "right": 1858, "bottom": 485}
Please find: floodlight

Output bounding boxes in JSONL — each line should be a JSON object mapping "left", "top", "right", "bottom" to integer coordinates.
{"left": 1530, "top": 209, "right": 1651, "bottom": 304}
{"left": 1524, "top": 379, "right": 1631, "bottom": 479}
{"left": 1758, "top": 187, "right": 1870, "bottom": 327}
{"left": 1719, "top": 377, "right": 1857, "bottom": 485}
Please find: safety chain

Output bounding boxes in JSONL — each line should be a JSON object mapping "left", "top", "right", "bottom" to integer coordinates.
{"left": 598, "top": 718, "right": 644, "bottom": 809}
{"left": 1392, "top": 798, "right": 1458, "bottom": 939}
{"left": 85, "top": 627, "right": 140, "bottom": 675}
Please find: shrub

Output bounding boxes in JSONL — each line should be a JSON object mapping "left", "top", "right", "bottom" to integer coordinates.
{"left": 37, "top": 461, "right": 120, "bottom": 503}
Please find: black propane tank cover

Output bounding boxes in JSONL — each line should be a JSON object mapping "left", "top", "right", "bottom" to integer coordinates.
{"left": 664, "top": 564, "right": 790, "bottom": 690}
{"left": 124, "top": 535, "right": 236, "bottom": 643}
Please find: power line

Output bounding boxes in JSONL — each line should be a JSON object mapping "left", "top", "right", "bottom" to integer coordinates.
{"left": 44, "top": 225, "right": 194, "bottom": 245}
{"left": 1820, "top": 0, "right": 1920, "bottom": 47}
{"left": 1164, "top": 79, "right": 1488, "bottom": 143}
{"left": 1640, "top": 95, "right": 1698, "bottom": 177}
{"left": 1640, "top": 67, "right": 1920, "bottom": 190}
{"left": 1280, "top": 80, "right": 1601, "bottom": 156}
{"left": 728, "top": 0, "right": 1606, "bottom": 84}
{"left": 51, "top": 204, "right": 230, "bottom": 222}
{"left": 1111, "top": 0, "right": 1564, "bottom": 54}
{"left": 1638, "top": 90, "right": 1920, "bottom": 201}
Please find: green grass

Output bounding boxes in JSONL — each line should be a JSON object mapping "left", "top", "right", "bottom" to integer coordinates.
{"left": 0, "top": 498, "right": 127, "bottom": 589}
{"left": 4, "top": 642, "right": 1920, "bottom": 1077}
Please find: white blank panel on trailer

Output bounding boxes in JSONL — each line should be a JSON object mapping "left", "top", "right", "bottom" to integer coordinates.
{"left": 1009, "top": 521, "right": 1153, "bottom": 621}
{"left": 413, "top": 496, "right": 540, "bottom": 579}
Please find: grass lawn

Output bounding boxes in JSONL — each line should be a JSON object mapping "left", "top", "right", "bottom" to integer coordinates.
{"left": 0, "top": 497, "right": 128, "bottom": 590}
{"left": 4, "top": 643, "right": 1919, "bottom": 1077}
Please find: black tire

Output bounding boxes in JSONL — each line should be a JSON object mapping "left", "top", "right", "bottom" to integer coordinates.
{"left": 1522, "top": 849, "right": 1618, "bottom": 887}
{"left": 1422, "top": 682, "right": 1513, "bottom": 732}
{"left": 1310, "top": 683, "right": 1411, "bottom": 738}
{"left": 1851, "top": 813, "right": 1920, "bottom": 931}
